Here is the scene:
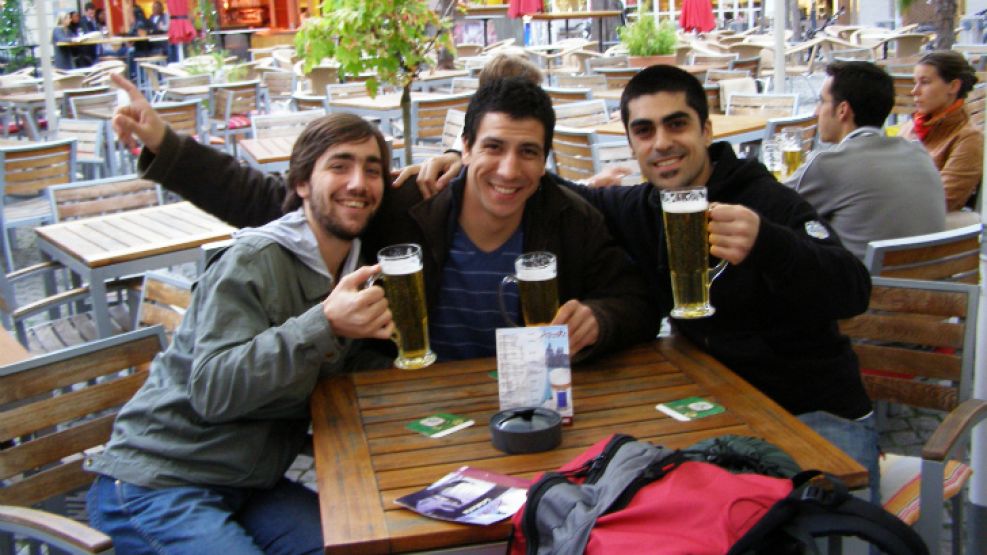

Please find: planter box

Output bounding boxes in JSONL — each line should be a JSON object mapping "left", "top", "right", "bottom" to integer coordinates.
{"left": 628, "top": 54, "right": 676, "bottom": 68}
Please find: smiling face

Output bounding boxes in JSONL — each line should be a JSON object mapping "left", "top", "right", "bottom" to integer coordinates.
{"left": 296, "top": 137, "right": 385, "bottom": 241}
{"left": 461, "top": 112, "right": 547, "bottom": 226}
{"left": 912, "top": 63, "right": 961, "bottom": 116}
{"left": 626, "top": 91, "right": 713, "bottom": 191}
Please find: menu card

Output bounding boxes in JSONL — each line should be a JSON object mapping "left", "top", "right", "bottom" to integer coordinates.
{"left": 495, "top": 325, "right": 573, "bottom": 423}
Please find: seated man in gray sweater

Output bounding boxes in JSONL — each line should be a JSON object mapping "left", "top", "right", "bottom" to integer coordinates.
{"left": 784, "top": 61, "right": 945, "bottom": 260}
{"left": 85, "top": 113, "right": 395, "bottom": 554}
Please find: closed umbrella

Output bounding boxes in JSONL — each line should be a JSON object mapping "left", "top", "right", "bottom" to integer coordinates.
{"left": 167, "top": 0, "right": 196, "bottom": 60}
{"left": 679, "top": 0, "right": 716, "bottom": 33}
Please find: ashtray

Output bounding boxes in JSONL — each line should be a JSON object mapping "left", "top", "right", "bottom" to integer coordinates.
{"left": 489, "top": 407, "right": 562, "bottom": 454}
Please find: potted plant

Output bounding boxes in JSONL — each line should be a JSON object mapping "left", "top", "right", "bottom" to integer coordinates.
{"left": 295, "top": 0, "right": 457, "bottom": 165}
{"left": 618, "top": 15, "right": 677, "bottom": 68}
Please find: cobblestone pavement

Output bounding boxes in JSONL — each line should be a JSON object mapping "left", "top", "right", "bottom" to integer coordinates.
{"left": 8, "top": 228, "right": 959, "bottom": 553}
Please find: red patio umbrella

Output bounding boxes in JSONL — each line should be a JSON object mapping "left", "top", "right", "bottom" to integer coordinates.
{"left": 167, "top": 0, "right": 197, "bottom": 45}
{"left": 679, "top": 0, "right": 716, "bottom": 33}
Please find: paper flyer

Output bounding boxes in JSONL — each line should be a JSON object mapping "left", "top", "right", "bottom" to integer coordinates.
{"left": 395, "top": 466, "right": 530, "bottom": 525}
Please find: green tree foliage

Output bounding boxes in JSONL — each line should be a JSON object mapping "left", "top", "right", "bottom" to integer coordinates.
{"left": 295, "top": 0, "right": 457, "bottom": 163}
{"left": 0, "top": 0, "right": 34, "bottom": 73}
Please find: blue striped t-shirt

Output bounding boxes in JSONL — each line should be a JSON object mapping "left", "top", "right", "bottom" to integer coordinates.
{"left": 429, "top": 225, "right": 523, "bottom": 361}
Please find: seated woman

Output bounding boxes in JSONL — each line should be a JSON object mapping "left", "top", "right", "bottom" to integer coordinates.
{"left": 900, "top": 51, "right": 983, "bottom": 216}
{"left": 52, "top": 12, "right": 77, "bottom": 70}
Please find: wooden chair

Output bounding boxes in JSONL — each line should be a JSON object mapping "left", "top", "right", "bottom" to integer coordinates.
{"left": 689, "top": 52, "right": 738, "bottom": 68}
{"left": 68, "top": 92, "right": 118, "bottom": 120}
{"left": 165, "top": 73, "right": 211, "bottom": 90}
{"left": 455, "top": 43, "right": 483, "bottom": 57}
{"left": 965, "top": 82, "right": 986, "bottom": 130}
{"left": 133, "top": 271, "right": 192, "bottom": 343}
{"left": 0, "top": 327, "right": 167, "bottom": 554}
{"left": 554, "top": 74, "right": 608, "bottom": 92}
{"left": 55, "top": 119, "right": 110, "bottom": 180}
{"left": 543, "top": 85, "right": 594, "bottom": 104}
{"left": 156, "top": 99, "right": 207, "bottom": 143}
{"left": 863, "top": 224, "right": 983, "bottom": 283}
{"left": 705, "top": 69, "right": 751, "bottom": 84}
{"left": 325, "top": 82, "right": 371, "bottom": 102}
{"left": 408, "top": 93, "right": 472, "bottom": 146}
{"left": 883, "top": 33, "right": 929, "bottom": 59}
{"left": 764, "top": 113, "right": 819, "bottom": 155}
{"left": 725, "top": 93, "right": 798, "bottom": 117}
{"left": 839, "top": 277, "right": 985, "bottom": 552}
{"left": 60, "top": 86, "right": 111, "bottom": 118}
{"left": 728, "top": 56, "right": 761, "bottom": 79}
{"left": 291, "top": 92, "right": 330, "bottom": 112}
{"left": 208, "top": 80, "right": 262, "bottom": 154}
{"left": 553, "top": 100, "right": 611, "bottom": 128}
{"left": 551, "top": 126, "right": 636, "bottom": 183}
{"left": 727, "top": 43, "right": 765, "bottom": 60}
{"left": 305, "top": 65, "right": 340, "bottom": 94}
{"left": 251, "top": 109, "right": 326, "bottom": 140}
{"left": 53, "top": 73, "right": 87, "bottom": 91}
{"left": 704, "top": 84, "right": 723, "bottom": 115}
{"left": 259, "top": 69, "right": 297, "bottom": 111}
{"left": 599, "top": 67, "right": 640, "bottom": 89}
{"left": 0, "top": 139, "right": 77, "bottom": 272}
{"left": 410, "top": 109, "right": 465, "bottom": 164}
{"left": 585, "top": 55, "right": 629, "bottom": 74}
{"left": 449, "top": 77, "right": 479, "bottom": 94}
{"left": 827, "top": 47, "right": 876, "bottom": 62}
{"left": 890, "top": 73, "right": 916, "bottom": 119}
{"left": 47, "top": 175, "right": 162, "bottom": 223}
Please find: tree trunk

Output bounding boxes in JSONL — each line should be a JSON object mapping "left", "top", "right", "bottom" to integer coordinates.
{"left": 933, "top": 0, "right": 957, "bottom": 50}
{"left": 402, "top": 84, "right": 413, "bottom": 168}
{"left": 788, "top": 0, "right": 803, "bottom": 42}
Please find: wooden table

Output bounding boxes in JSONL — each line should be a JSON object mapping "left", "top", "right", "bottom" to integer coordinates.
{"left": 0, "top": 328, "right": 29, "bottom": 365}
{"left": 329, "top": 92, "right": 469, "bottom": 136}
{"left": 35, "top": 202, "right": 235, "bottom": 338}
{"left": 410, "top": 69, "right": 470, "bottom": 92}
{"left": 238, "top": 135, "right": 296, "bottom": 173}
{"left": 529, "top": 10, "right": 623, "bottom": 51}
{"left": 164, "top": 85, "right": 211, "bottom": 101}
{"left": 0, "top": 91, "right": 65, "bottom": 140}
{"left": 594, "top": 113, "right": 770, "bottom": 145}
{"left": 464, "top": 4, "right": 509, "bottom": 47}
{"left": 310, "top": 338, "right": 865, "bottom": 554}
{"left": 57, "top": 35, "right": 169, "bottom": 47}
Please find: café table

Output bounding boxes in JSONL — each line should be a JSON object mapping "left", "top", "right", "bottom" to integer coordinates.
{"left": 528, "top": 10, "right": 624, "bottom": 52}
{"left": 238, "top": 135, "right": 295, "bottom": 173}
{"left": 0, "top": 91, "right": 65, "bottom": 140}
{"left": 35, "top": 202, "right": 235, "bottom": 339}
{"left": 410, "top": 69, "right": 470, "bottom": 92}
{"left": 593, "top": 113, "right": 770, "bottom": 145}
{"left": 0, "top": 328, "right": 29, "bottom": 366}
{"left": 309, "top": 338, "right": 865, "bottom": 554}
{"left": 329, "top": 91, "right": 470, "bottom": 137}
{"left": 464, "top": 4, "right": 508, "bottom": 47}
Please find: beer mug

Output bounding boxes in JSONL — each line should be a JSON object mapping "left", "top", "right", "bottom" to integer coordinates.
{"left": 779, "top": 127, "right": 804, "bottom": 179}
{"left": 498, "top": 251, "right": 560, "bottom": 326}
{"left": 760, "top": 137, "right": 784, "bottom": 181}
{"left": 368, "top": 243, "right": 437, "bottom": 370}
{"left": 659, "top": 186, "right": 727, "bottom": 319}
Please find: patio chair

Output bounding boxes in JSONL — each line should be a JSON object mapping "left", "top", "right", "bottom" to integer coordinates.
{"left": 705, "top": 69, "right": 751, "bottom": 84}
{"left": 0, "top": 139, "right": 77, "bottom": 272}
{"left": 727, "top": 43, "right": 765, "bottom": 60}
{"left": 208, "top": 80, "right": 262, "bottom": 155}
{"left": 409, "top": 109, "right": 465, "bottom": 164}
{"left": 585, "top": 54, "right": 629, "bottom": 74}
{"left": 728, "top": 55, "right": 761, "bottom": 79}
{"left": 551, "top": 127, "right": 637, "bottom": 184}
{"left": 553, "top": 99, "right": 611, "bottom": 128}
{"left": 68, "top": 92, "right": 118, "bottom": 121}
{"left": 259, "top": 68, "right": 297, "bottom": 111}
{"left": 543, "top": 85, "right": 594, "bottom": 104}
{"left": 449, "top": 77, "right": 480, "bottom": 94}
{"left": 0, "top": 326, "right": 167, "bottom": 554}
{"left": 599, "top": 67, "right": 640, "bottom": 89}
{"left": 55, "top": 118, "right": 110, "bottom": 180}
{"left": 325, "top": 82, "right": 371, "bottom": 102}
{"left": 291, "top": 92, "right": 330, "bottom": 112}
{"left": 965, "top": 83, "right": 986, "bottom": 130}
{"left": 305, "top": 65, "right": 340, "bottom": 94}
{"left": 455, "top": 43, "right": 483, "bottom": 57}
{"left": 704, "top": 84, "right": 723, "bottom": 115}
{"left": 48, "top": 175, "right": 163, "bottom": 223}
{"left": 882, "top": 33, "right": 930, "bottom": 59}
{"left": 839, "top": 277, "right": 984, "bottom": 552}
{"left": 890, "top": 74, "right": 916, "bottom": 118}
{"left": 408, "top": 93, "right": 472, "bottom": 146}
{"left": 60, "top": 86, "right": 111, "bottom": 118}
{"left": 726, "top": 93, "right": 798, "bottom": 118}
{"left": 133, "top": 271, "right": 192, "bottom": 344}
{"left": 156, "top": 99, "right": 208, "bottom": 143}
{"left": 251, "top": 109, "right": 326, "bottom": 140}
{"left": 689, "top": 52, "right": 738, "bottom": 68}
{"left": 863, "top": 224, "right": 983, "bottom": 283}
{"left": 554, "top": 74, "right": 608, "bottom": 92}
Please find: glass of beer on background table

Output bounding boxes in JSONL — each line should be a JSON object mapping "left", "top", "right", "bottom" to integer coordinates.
{"left": 779, "top": 126, "right": 804, "bottom": 179}
{"left": 499, "top": 251, "right": 560, "bottom": 326}
{"left": 659, "top": 186, "right": 727, "bottom": 319}
{"left": 372, "top": 243, "right": 436, "bottom": 369}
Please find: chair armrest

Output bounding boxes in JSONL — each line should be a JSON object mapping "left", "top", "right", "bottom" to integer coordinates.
{"left": 6, "top": 261, "right": 59, "bottom": 283}
{"left": 0, "top": 505, "right": 113, "bottom": 554}
{"left": 922, "top": 399, "right": 987, "bottom": 461}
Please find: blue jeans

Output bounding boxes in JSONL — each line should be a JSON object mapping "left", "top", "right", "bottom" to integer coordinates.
{"left": 86, "top": 475, "right": 323, "bottom": 555}
{"left": 798, "top": 410, "right": 880, "bottom": 504}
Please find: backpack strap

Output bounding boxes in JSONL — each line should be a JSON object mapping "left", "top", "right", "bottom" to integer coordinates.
{"left": 728, "top": 473, "right": 929, "bottom": 555}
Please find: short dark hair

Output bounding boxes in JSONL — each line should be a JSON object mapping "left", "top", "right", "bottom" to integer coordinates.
{"left": 462, "top": 77, "right": 555, "bottom": 158}
{"left": 620, "top": 65, "right": 709, "bottom": 128}
{"left": 917, "top": 50, "right": 978, "bottom": 99}
{"left": 825, "top": 62, "right": 894, "bottom": 128}
{"left": 282, "top": 113, "right": 391, "bottom": 213}
{"left": 84, "top": 2, "right": 95, "bottom": 11}
{"left": 477, "top": 54, "right": 544, "bottom": 88}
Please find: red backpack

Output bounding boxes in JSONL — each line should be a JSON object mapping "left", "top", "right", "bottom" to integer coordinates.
{"left": 509, "top": 434, "right": 927, "bottom": 555}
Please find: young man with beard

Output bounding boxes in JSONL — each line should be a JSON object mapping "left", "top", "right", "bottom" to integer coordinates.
{"left": 84, "top": 113, "right": 394, "bottom": 554}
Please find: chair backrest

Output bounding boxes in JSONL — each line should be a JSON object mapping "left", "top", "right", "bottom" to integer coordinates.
{"left": 251, "top": 109, "right": 326, "bottom": 139}
{"left": 725, "top": 93, "right": 798, "bottom": 117}
{"left": 325, "top": 82, "right": 370, "bottom": 102}
{"left": 167, "top": 73, "right": 212, "bottom": 89}
{"left": 0, "top": 140, "right": 77, "bottom": 199}
{"left": 553, "top": 99, "right": 611, "bottom": 128}
{"left": 727, "top": 43, "right": 765, "bottom": 60}
{"left": 53, "top": 73, "right": 87, "bottom": 91}
{"left": 455, "top": 43, "right": 483, "bottom": 57}
{"left": 554, "top": 74, "right": 608, "bottom": 92}
{"left": 890, "top": 74, "right": 916, "bottom": 116}
{"left": 291, "top": 92, "right": 330, "bottom": 112}
{"left": 728, "top": 56, "right": 761, "bottom": 78}
{"left": 156, "top": 99, "right": 206, "bottom": 140}
{"left": 675, "top": 45, "right": 693, "bottom": 65}
{"left": 306, "top": 65, "right": 339, "bottom": 93}
{"left": 886, "top": 33, "right": 928, "bottom": 58}
{"left": 0, "top": 81, "right": 40, "bottom": 95}
{"left": 586, "top": 55, "right": 629, "bottom": 74}
{"left": 208, "top": 80, "right": 261, "bottom": 121}
{"left": 705, "top": 69, "right": 751, "bottom": 84}
{"left": 409, "top": 93, "right": 473, "bottom": 145}
{"left": 863, "top": 224, "right": 983, "bottom": 283}
{"left": 68, "top": 92, "right": 118, "bottom": 120}
{"left": 764, "top": 113, "right": 818, "bottom": 154}
{"left": 134, "top": 271, "right": 192, "bottom": 343}
{"left": 260, "top": 69, "right": 297, "bottom": 102}
{"left": 839, "top": 277, "right": 979, "bottom": 413}
{"left": 543, "top": 85, "right": 593, "bottom": 104}
{"left": 965, "top": 83, "right": 986, "bottom": 129}
{"left": 551, "top": 127, "right": 595, "bottom": 182}
{"left": 61, "top": 86, "right": 111, "bottom": 118}
{"left": 47, "top": 175, "right": 162, "bottom": 222}
{"left": 0, "top": 327, "right": 167, "bottom": 508}
{"left": 55, "top": 118, "right": 107, "bottom": 169}
{"left": 690, "top": 52, "right": 739, "bottom": 67}
{"left": 599, "top": 67, "right": 640, "bottom": 89}
{"left": 827, "top": 47, "right": 875, "bottom": 62}
{"left": 704, "top": 84, "right": 722, "bottom": 115}
{"left": 440, "top": 109, "right": 465, "bottom": 150}
{"left": 449, "top": 77, "right": 479, "bottom": 94}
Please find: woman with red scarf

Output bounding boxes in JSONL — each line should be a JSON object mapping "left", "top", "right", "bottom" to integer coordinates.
{"left": 900, "top": 51, "right": 983, "bottom": 212}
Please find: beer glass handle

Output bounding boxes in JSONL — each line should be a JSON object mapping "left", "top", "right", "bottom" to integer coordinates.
{"left": 498, "top": 275, "right": 520, "bottom": 327}
{"left": 709, "top": 259, "right": 728, "bottom": 285}
{"left": 364, "top": 272, "right": 382, "bottom": 290}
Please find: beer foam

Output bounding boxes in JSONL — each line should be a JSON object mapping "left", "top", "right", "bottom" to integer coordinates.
{"left": 662, "top": 199, "right": 708, "bottom": 213}
{"left": 380, "top": 258, "right": 422, "bottom": 275}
